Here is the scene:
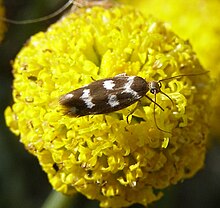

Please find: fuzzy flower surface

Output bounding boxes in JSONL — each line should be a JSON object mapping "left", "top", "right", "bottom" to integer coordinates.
{"left": 5, "top": 5, "right": 211, "bottom": 207}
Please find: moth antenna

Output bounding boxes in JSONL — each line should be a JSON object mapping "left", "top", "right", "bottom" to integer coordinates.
{"left": 153, "top": 94, "right": 171, "bottom": 134}
{"left": 1, "top": 0, "right": 73, "bottom": 24}
{"left": 159, "top": 71, "right": 209, "bottom": 82}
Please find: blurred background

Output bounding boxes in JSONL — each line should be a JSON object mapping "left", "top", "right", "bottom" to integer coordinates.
{"left": 1, "top": 0, "right": 220, "bottom": 207}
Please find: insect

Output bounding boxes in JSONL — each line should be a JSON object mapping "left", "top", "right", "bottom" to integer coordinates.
{"left": 1, "top": 0, "right": 116, "bottom": 24}
{"left": 59, "top": 71, "right": 208, "bottom": 133}
{"left": 59, "top": 73, "right": 161, "bottom": 116}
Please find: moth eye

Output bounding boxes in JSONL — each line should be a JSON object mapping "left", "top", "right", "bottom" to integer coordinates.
{"left": 150, "top": 89, "right": 155, "bottom": 94}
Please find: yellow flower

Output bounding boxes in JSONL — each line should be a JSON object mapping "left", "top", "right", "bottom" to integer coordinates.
{"left": 0, "top": 0, "right": 6, "bottom": 42}
{"left": 5, "top": 4, "right": 212, "bottom": 207}
{"left": 122, "top": 0, "right": 220, "bottom": 136}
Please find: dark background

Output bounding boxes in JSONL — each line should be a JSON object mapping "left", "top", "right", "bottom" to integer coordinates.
{"left": 1, "top": 1, "right": 220, "bottom": 207}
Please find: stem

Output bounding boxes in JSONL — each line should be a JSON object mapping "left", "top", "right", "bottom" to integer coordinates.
{"left": 42, "top": 190, "right": 78, "bottom": 208}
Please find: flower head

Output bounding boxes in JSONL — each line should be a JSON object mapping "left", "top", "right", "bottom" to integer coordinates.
{"left": 5, "top": 4, "right": 212, "bottom": 207}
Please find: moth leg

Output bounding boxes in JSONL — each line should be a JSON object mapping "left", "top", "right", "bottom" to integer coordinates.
{"left": 126, "top": 101, "right": 141, "bottom": 124}
{"left": 144, "top": 95, "right": 164, "bottom": 111}
{"left": 91, "top": 76, "right": 96, "bottom": 81}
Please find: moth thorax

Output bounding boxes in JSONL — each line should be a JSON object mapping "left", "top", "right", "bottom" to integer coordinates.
{"left": 131, "top": 76, "right": 149, "bottom": 96}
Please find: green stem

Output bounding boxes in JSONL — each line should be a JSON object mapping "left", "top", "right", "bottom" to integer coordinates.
{"left": 42, "top": 190, "right": 78, "bottom": 208}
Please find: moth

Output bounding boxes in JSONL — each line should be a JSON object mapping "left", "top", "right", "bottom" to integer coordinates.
{"left": 59, "top": 72, "right": 208, "bottom": 133}
{"left": 59, "top": 73, "right": 167, "bottom": 117}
